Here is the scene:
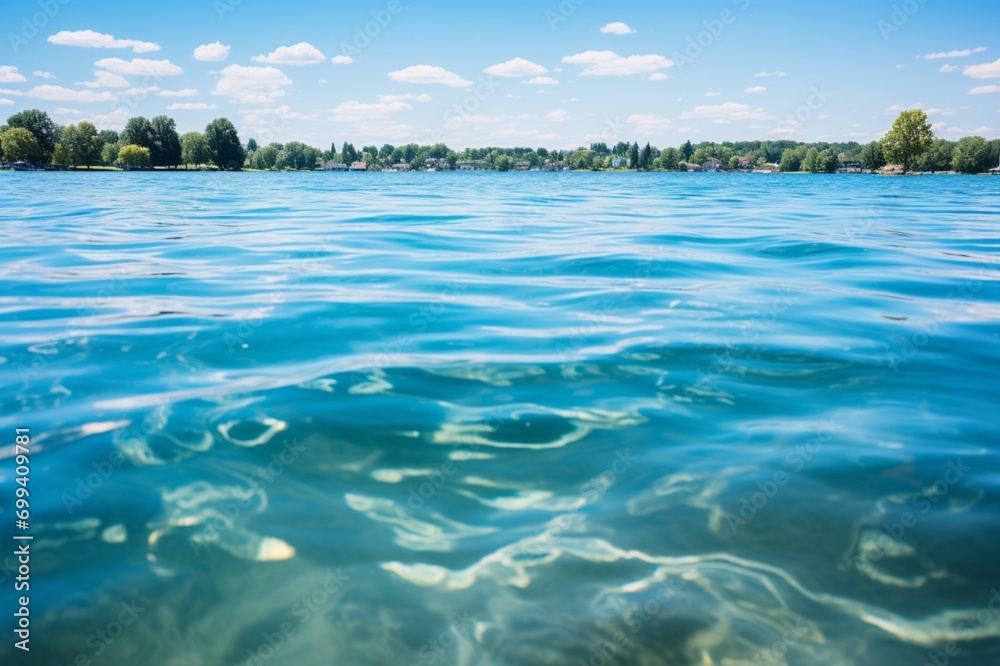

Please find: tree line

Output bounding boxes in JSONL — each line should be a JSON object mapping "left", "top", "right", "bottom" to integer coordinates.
{"left": 3, "top": 108, "right": 998, "bottom": 174}
{"left": 0, "top": 109, "right": 244, "bottom": 170}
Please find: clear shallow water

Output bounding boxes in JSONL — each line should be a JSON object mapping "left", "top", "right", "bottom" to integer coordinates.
{"left": 1, "top": 172, "right": 999, "bottom": 666}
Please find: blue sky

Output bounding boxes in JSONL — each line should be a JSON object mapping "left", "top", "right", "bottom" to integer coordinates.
{"left": 1, "top": 0, "right": 999, "bottom": 149}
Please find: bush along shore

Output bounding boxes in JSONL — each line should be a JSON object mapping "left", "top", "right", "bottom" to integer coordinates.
{"left": 2, "top": 109, "right": 999, "bottom": 174}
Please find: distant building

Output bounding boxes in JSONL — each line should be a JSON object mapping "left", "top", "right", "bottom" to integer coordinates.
{"left": 880, "top": 164, "right": 905, "bottom": 175}
{"left": 702, "top": 159, "right": 723, "bottom": 172}
{"left": 753, "top": 163, "right": 780, "bottom": 173}
{"left": 350, "top": 161, "right": 367, "bottom": 171}
{"left": 680, "top": 162, "right": 702, "bottom": 172}
{"left": 738, "top": 155, "right": 756, "bottom": 169}
{"left": 455, "top": 160, "right": 477, "bottom": 170}
{"left": 837, "top": 161, "right": 862, "bottom": 173}
{"left": 424, "top": 157, "right": 451, "bottom": 171}
{"left": 514, "top": 159, "right": 532, "bottom": 171}
{"left": 389, "top": 162, "right": 411, "bottom": 171}
{"left": 323, "top": 161, "right": 348, "bottom": 171}
{"left": 611, "top": 157, "right": 631, "bottom": 168}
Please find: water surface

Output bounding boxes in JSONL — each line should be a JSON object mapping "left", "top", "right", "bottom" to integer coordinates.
{"left": 1, "top": 172, "right": 999, "bottom": 665}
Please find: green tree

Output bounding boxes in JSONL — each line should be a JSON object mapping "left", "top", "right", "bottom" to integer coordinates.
{"left": 101, "top": 141, "right": 121, "bottom": 166}
{"left": 5, "top": 109, "right": 58, "bottom": 159}
{"left": 120, "top": 117, "right": 155, "bottom": 155}
{"left": 1, "top": 127, "right": 43, "bottom": 163}
{"left": 882, "top": 110, "right": 933, "bottom": 173}
{"left": 181, "top": 132, "right": 211, "bottom": 167}
{"left": 341, "top": 142, "right": 358, "bottom": 164}
{"left": 151, "top": 115, "right": 182, "bottom": 168}
{"left": 681, "top": 140, "right": 694, "bottom": 160}
{"left": 917, "top": 139, "right": 954, "bottom": 173}
{"left": 204, "top": 118, "right": 245, "bottom": 170}
{"left": 860, "top": 140, "right": 886, "bottom": 171}
{"left": 655, "top": 147, "right": 683, "bottom": 171}
{"left": 629, "top": 142, "right": 640, "bottom": 170}
{"left": 52, "top": 143, "right": 70, "bottom": 166}
{"left": 61, "top": 121, "right": 102, "bottom": 168}
{"left": 117, "top": 144, "right": 151, "bottom": 169}
{"left": 800, "top": 147, "right": 821, "bottom": 173}
{"left": 779, "top": 147, "right": 804, "bottom": 172}
{"left": 951, "top": 136, "right": 991, "bottom": 174}
{"left": 247, "top": 138, "right": 258, "bottom": 152}
{"left": 640, "top": 143, "right": 653, "bottom": 170}
{"left": 98, "top": 129, "right": 119, "bottom": 146}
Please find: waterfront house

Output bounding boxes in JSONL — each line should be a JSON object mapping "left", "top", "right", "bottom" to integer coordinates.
{"left": 837, "top": 161, "right": 863, "bottom": 174}
{"left": 389, "top": 162, "right": 411, "bottom": 171}
{"left": 350, "top": 161, "right": 367, "bottom": 171}
{"left": 753, "top": 162, "right": 780, "bottom": 173}
{"left": 323, "top": 161, "right": 348, "bottom": 171}
{"left": 738, "top": 156, "right": 756, "bottom": 170}
{"left": 680, "top": 162, "right": 702, "bottom": 172}
{"left": 702, "top": 159, "right": 723, "bottom": 172}
{"left": 611, "top": 157, "right": 631, "bottom": 169}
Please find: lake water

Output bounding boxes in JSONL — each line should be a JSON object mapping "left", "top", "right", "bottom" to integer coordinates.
{"left": 1, "top": 172, "right": 999, "bottom": 666}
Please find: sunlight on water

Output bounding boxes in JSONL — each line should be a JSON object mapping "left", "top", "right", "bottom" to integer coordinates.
{"left": 1, "top": 172, "right": 999, "bottom": 665}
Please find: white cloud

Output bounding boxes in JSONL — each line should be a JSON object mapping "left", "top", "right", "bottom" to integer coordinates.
{"left": 331, "top": 55, "right": 354, "bottom": 65}
{"left": 158, "top": 88, "right": 198, "bottom": 97}
{"left": 546, "top": 109, "right": 568, "bottom": 121}
{"left": 33, "top": 70, "right": 55, "bottom": 79}
{"left": 353, "top": 121, "right": 416, "bottom": 140}
{"left": 964, "top": 58, "right": 1000, "bottom": 79}
{"left": 94, "top": 57, "right": 183, "bottom": 76}
{"left": 25, "top": 85, "right": 117, "bottom": 102}
{"left": 168, "top": 102, "right": 218, "bottom": 110}
{"left": 562, "top": 50, "right": 672, "bottom": 76}
{"left": 0, "top": 66, "right": 27, "bottom": 83}
{"left": 945, "top": 125, "right": 995, "bottom": 135}
{"left": 919, "top": 47, "right": 987, "bottom": 60}
{"left": 241, "top": 105, "right": 317, "bottom": 122}
{"left": 193, "top": 42, "right": 231, "bottom": 62}
{"left": 680, "top": 102, "right": 771, "bottom": 121}
{"left": 332, "top": 100, "right": 412, "bottom": 122}
{"left": 755, "top": 71, "right": 787, "bottom": 77}
{"left": 377, "top": 93, "right": 431, "bottom": 103}
{"left": 388, "top": 65, "right": 471, "bottom": 87}
{"left": 704, "top": 92, "right": 721, "bottom": 97}
{"left": 54, "top": 108, "right": 83, "bottom": 116}
{"left": 76, "top": 70, "right": 130, "bottom": 88}
{"left": 524, "top": 76, "right": 559, "bottom": 85}
{"left": 0, "top": 98, "right": 13, "bottom": 106}
{"left": 926, "top": 107, "right": 957, "bottom": 116}
{"left": 627, "top": 113, "right": 671, "bottom": 134}
{"left": 939, "top": 64, "right": 960, "bottom": 73}
{"left": 0, "top": 88, "right": 23, "bottom": 96}
{"left": 484, "top": 57, "right": 547, "bottom": 78}
{"left": 252, "top": 42, "right": 326, "bottom": 66}
{"left": 601, "top": 22, "right": 636, "bottom": 35}
{"left": 90, "top": 109, "right": 131, "bottom": 131}
{"left": 969, "top": 85, "right": 1000, "bottom": 94}
{"left": 649, "top": 73, "right": 668, "bottom": 81}
{"left": 213, "top": 64, "right": 292, "bottom": 103}
{"left": 48, "top": 30, "right": 160, "bottom": 53}
{"left": 745, "top": 85, "right": 767, "bottom": 93}
{"left": 490, "top": 128, "right": 557, "bottom": 140}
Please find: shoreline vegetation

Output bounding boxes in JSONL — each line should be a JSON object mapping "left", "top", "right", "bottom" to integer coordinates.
{"left": 2, "top": 108, "right": 999, "bottom": 175}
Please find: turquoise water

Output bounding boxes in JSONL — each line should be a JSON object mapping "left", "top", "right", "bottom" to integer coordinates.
{"left": 1, "top": 172, "right": 999, "bottom": 665}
